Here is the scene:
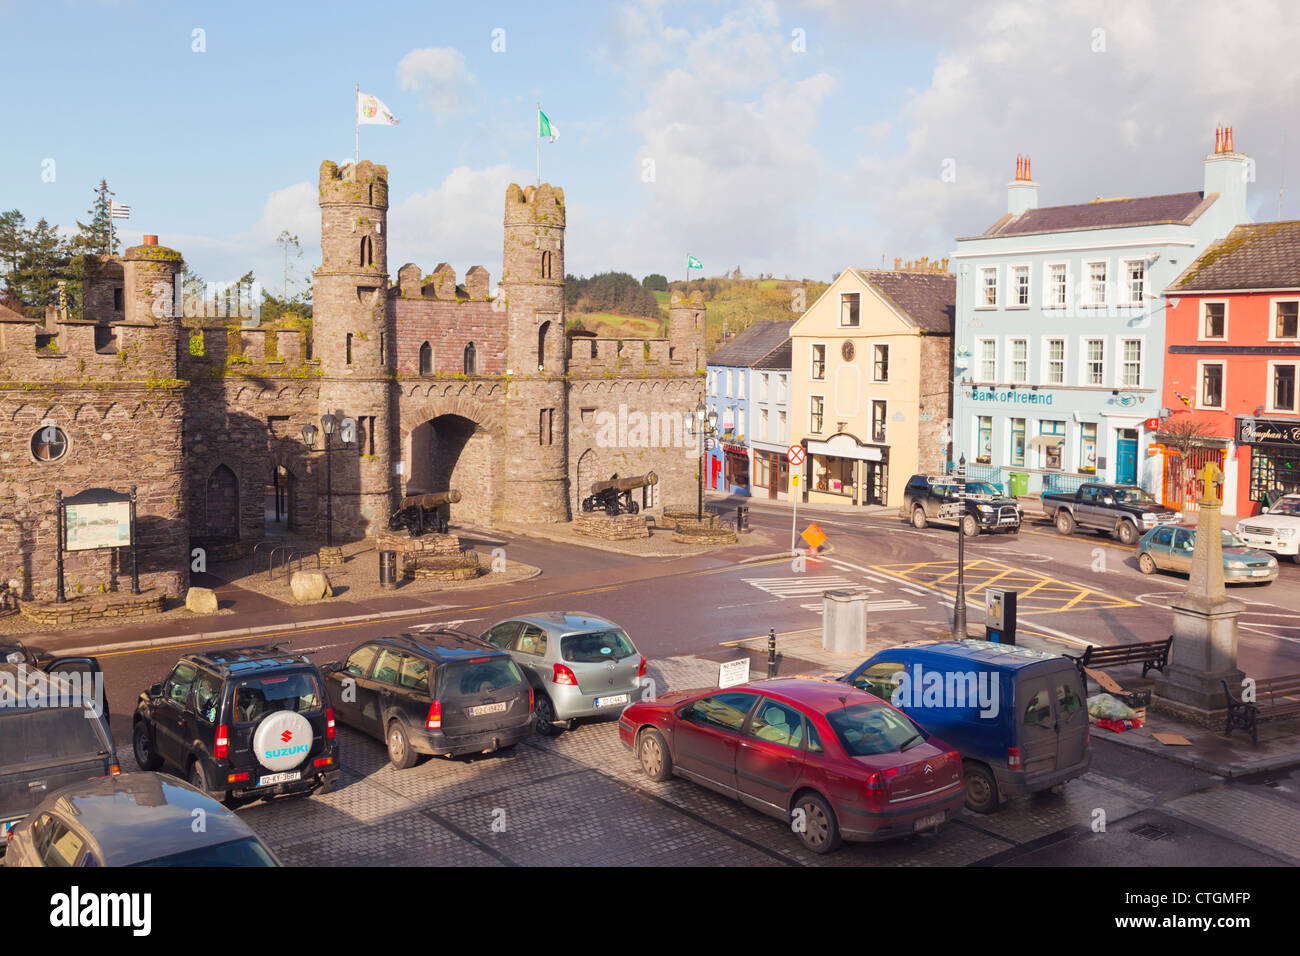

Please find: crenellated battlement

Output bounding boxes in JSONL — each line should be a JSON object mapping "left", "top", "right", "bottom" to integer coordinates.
{"left": 178, "top": 326, "right": 319, "bottom": 378}
{"left": 394, "top": 262, "right": 494, "bottom": 301}
{"left": 504, "top": 182, "right": 566, "bottom": 226}
{"left": 566, "top": 336, "right": 698, "bottom": 375}
{"left": 319, "top": 159, "right": 389, "bottom": 209}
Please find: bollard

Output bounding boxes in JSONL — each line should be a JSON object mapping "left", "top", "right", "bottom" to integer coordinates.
{"left": 767, "top": 626, "right": 778, "bottom": 678}
{"left": 379, "top": 549, "right": 398, "bottom": 589}
{"left": 737, "top": 504, "right": 749, "bottom": 532}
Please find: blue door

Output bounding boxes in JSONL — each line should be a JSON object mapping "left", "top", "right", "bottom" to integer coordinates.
{"left": 1116, "top": 429, "right": 1138, "bottom": 485}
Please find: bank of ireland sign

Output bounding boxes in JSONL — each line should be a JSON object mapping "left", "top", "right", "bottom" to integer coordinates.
{"left": 967, "top": 387, "right": 1055, "bottom": 406}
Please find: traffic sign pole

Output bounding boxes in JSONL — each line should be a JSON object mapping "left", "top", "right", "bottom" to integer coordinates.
{"left": 787, "top": 445, "right": 805, "bottom": 555}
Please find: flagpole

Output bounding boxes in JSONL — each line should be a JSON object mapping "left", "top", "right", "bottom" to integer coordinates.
{"left": 536, "top": 103, "right": 541, "bottom": 186}
{"left": 355, "top": 84, "right": 360, "bottom": 166}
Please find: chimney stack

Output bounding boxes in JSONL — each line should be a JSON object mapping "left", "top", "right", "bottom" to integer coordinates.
{"left": 1007, "top": 154, "right": 1039, "bottom": 215}
{"left": 1204, "top": 123, "right": 1249, "bottom": 227}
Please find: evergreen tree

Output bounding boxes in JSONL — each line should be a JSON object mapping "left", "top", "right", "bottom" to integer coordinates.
{"left": 71, "top": 180, "right": 117, "bottom": 258}
{"left": 17, "top": 219, "right": 69, "bottom": 319}
{"left": 0, "top": 209, "right": 27, "bottom": 296}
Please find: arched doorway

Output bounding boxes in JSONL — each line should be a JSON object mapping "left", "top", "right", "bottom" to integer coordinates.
{"left": 265, "top": 464, "right": 297, "bottom": 536}
{"left": 574, "top": 448, "right": 598, "bottom": 513}
{"left": 205, "top": 464, "right": 240, "bottom": 538}
{"left": 406, "top": 414, "right": 495, "bottom": 525}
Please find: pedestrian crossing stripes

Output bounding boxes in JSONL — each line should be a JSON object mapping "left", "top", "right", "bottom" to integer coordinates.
{"left": 741, "top": 575, "right": 871, "bottom": 599}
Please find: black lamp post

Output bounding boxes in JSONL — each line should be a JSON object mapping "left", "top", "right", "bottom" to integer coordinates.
{"left": 953, "top": 453, "right": 969, "bottom": 638}
{"left": 302, "top": 415, "right": 340, "bottom": 546}
{"left": 695, "top": 401, "right": 719, "bottom": 520}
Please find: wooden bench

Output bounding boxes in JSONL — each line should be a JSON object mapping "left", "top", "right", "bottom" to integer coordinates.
{"left": 1066, "top": 636, "right": 1173, "bottom": 683}
{"left": 1221, "top": 674, "right": 1300, "bottom": 744}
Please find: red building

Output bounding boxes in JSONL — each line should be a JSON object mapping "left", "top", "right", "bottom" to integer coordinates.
{"left": 1161, "top": 220, "right": 1300, "bottom": 517}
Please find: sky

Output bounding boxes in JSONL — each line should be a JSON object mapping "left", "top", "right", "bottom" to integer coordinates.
{"left": 2, "top": 0, "right": 1298, "bottom": 298}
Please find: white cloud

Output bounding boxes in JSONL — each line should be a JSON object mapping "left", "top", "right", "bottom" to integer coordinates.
{"left": 396, "top": 47, "right": 476, "bottom": 118}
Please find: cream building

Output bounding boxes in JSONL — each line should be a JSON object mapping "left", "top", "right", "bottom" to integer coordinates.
{"left": 789, "top": 268, "right": 955, "bottom": 507}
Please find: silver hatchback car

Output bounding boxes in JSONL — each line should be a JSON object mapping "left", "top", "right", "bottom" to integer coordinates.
{"left": 478, "top": 612, "right": 645, "bottom": 736}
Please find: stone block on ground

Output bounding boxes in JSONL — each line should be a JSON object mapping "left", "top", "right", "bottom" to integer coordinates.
{"left": 290, "top": 570, "right": 334, "bottom": 601}
{"left": 574, "top": 513, "right": 651, "bottom": 540}
{"left": 185, "top": 586, "right": 219, "bottom": 614}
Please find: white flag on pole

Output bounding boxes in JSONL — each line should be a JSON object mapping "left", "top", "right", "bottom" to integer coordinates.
{"left": 357, "top": 91, "right": 400, "bottom": 126}
{"left": 110, "top": 201, "right": 130, "bottom": 219}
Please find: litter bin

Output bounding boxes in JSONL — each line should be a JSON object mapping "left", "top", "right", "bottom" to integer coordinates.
{"left": 1008, "top": 472, "right": 1029, "bottom": 497}
{"left": 736, "top": 505, "right": 749, "bottom": 532}
{"left": 379, "top": 549, "right": 398, "bottom": 589}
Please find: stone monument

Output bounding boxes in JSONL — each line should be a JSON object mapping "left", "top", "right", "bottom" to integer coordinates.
{"left": 1154, "top": 462, "right": 1245, "bottom": 714}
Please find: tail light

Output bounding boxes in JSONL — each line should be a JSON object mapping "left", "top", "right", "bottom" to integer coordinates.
{"left": 1007, "top": 746, "right": 1022, "bottom": 770}
{"left": 637, "top": 656, "right": 647, "bottom": 678}
{"left": 326, "top": 707, "right": 336, "bottom": 741}
{"left": 426, "top": 700, "right": 442, "bottom": 730}
{"left": 552, "top": 664, "right": 578, "bottom": 686}
{"left": 314, "top": 756, "right": 333, "bottom": 768}
{"left": 863, "top": 766, "right": 900, "bottom": 804}
{"left": 215, "top": 725, "right": 229, "bottom": 760}
{"left": 109, "top": 762, "right": 121, "bottom": 776}
{"left": 529, "top": 687, "right": 535, "bottom": 712}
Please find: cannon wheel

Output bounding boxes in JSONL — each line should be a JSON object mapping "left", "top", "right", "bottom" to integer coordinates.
{"left": 581, "top": 497, "right": 595, "bottom": 513}
{"left": 627, "top": 501, "right": 639, "bottom": 514}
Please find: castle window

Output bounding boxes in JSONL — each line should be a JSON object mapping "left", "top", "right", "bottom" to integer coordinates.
{"left": 360, "top": 236, "right": 373, "bottom": 268}
{"left": 539, "top": 408, "right": 553, "bottom": 446}
{"left": 112, "top": 287, "right": 123, "bottom": 312}
{"left": 419, "top": 342, "right": 433, "bottom": 375}
{"left": 31, "top": 425, "right": 68, "bottom": 462}
{"left": 378, "top": 331, "right": 386, "bottom": 366}
{"left": 537, "top": 321, "right": 550, "bottom": 371}
{"left": 94, "top": 325, "right": 117, "bottom": 354}
{"left": 541, "top": 250, "right": 552, "bottom": 279}
{"left": 464, "top": 342, "right": 476, "bottom": 375}
{"left": 346, "top": 333, "right": 354, "bottom": 365}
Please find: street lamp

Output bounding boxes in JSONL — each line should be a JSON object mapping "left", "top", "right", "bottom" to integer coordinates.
{"left": 694, "top": 402, "right": 719, "bottom": 520}
{"left": 953, "top": 453, "right": 969, "bottom": 638}
{"left": 302, "top": 415, "right": 342, "bottom": 546}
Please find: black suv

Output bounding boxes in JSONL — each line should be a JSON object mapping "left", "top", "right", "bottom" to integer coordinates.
{"left": 0, "top": 641, "right": 109, "bottom": 723}
{"left": 323, "top": 631, "right": 534, "bottom": 769}
{"left": 2, "top": 660, "right": 117, "bottom": 851}
{"left": 133, "top": 644, "right": 339, "bottom": 806}
{"left": 899, "top": 473, "right": 1022, "bottom": 536}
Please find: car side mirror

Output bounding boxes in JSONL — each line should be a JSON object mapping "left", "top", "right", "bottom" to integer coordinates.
{"left": 149, "top": 682, "right": 163, "bottom": 698}
{"left": 677, "top": 703, "right": 694, "bottom": 719}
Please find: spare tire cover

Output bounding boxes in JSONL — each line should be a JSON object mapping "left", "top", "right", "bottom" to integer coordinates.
{"left": 251, "top": 710, "right": 314, "bottom": 772}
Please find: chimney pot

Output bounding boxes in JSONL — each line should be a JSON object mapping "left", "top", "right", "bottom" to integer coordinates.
{"left": 143, "top": 235, "right": 158, "bottom": 246}
{"left": 1025, "top": 157, "right": 1031, "bottom": 180}
{"left": 1226, "top": 126, "right": 1234, "bottom": 152}
{"left": 1215, "top": 126, "right": 1223, "bottom": 153}
{"left": 1016, "top": 155, "right": 1023, "bottom": 180}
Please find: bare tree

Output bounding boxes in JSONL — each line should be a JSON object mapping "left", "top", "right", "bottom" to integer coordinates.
{"left": 1155, "top": 416, "right": 1217, "bottom": 458}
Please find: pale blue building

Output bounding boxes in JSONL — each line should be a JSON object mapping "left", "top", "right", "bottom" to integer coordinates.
{"left": 950, "top": 137, "right": 1250, "bottom": 495}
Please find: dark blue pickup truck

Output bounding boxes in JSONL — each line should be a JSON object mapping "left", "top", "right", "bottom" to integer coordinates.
{"left": 1041, "top": 482, "right": 1181, "bottom": 545}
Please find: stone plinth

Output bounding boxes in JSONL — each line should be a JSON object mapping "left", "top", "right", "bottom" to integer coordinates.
{"left": 20, "top": 589, "right": 165, "bottom": 626}
{"left": 404, "top": 553, "right": 482, "bottom": 582}
{"left": 671, "top": 520, "right": 738, "bottom": 546}
{"left": 318, "top": 546, "right": 345, "bottom": 567}
{"left": 375, "top": 530, "right": 463, "bottom": 556}
{"left": 660, "top": 509, "right": 718, "bottom": 531}
{"left": 823, "top": 589, "right": 869, "bottom": 654}
{"left": 574, "top": 513, "right": 650, "bottom": 540}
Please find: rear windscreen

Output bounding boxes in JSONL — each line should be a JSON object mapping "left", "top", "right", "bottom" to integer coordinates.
{"left": 232, "top": 672, "right": 321, "bottom": 724}
{"left": 561, "top": 629, "right": 635, "bottom": 663}
{"left": 0, "top": 709, "right": 109, "bottom": 768}
{"left": 440, "top": 658, "right": 524, "bottom": 702}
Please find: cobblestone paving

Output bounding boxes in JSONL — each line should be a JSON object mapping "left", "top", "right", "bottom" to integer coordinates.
{"left": 107, "top": 653, "right": 1273, "bottom": 866}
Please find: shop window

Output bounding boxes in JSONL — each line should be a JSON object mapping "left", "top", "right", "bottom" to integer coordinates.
{"left": 1041, "top": 420, "right": 1065, "bottom": 470}
{"left": 1079, "top": 423, "right": 1098, "bottom": 474}
{"left": 976, "top": 416, "right": 992, "bottom": 464}
{"left": 1010, "top": 418, "right": 1025, "bottom": 466}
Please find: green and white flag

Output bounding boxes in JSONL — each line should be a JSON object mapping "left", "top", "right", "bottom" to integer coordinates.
{"left": 538, "top": 110, "right": 559, "bottom": 143}
{"left": 357, "top": 90, "right": 400, "bottom": 126}
{"left": 687, "top": 256, "right": 703, "bottom": 270}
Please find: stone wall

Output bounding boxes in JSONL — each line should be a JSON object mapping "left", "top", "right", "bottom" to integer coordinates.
{"left": 918, "top": 331, "right": 954, "bottom": 472}
{"left": 389, "top": 298, "right": 505, "bottom": 376}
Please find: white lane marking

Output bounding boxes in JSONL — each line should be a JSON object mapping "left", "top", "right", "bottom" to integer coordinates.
{"left": 900, "top": 587, "right": 927, "bottom": 596}
{"left": 407, "top": 619, "right": 482, "bottom": 632}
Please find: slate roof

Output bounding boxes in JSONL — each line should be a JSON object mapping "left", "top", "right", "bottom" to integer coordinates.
{"left": 0, "top": 301, "right": 29, "bottom": 321}
{"left": 709, "top": 319, "right": 795, "bottom": 368}
{"left": 969, "top": 192, "right": 1214, "bottom": 239}
{"left": 753, "top": 339, "right": 792, "bottom": 371}
{"left": 850, "top": 270, "right": 955, "bottom": 334}
{"left": 1166, "top": 221, "right": 1300, "bottom": 292}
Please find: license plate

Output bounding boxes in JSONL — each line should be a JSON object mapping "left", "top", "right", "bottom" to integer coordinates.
{"left": 914, "top": 812, "right": 945, "bottom": 831}
{"left": 256, "top": 771, "right": 301, "bottom": 787}
{"left": 1250, "top": 569, "right": 1271, "bottom": 577}
{"left": 595, "top": 694, "right": 629, "bottom": 708}
{"left": 469, "top": 701, "right": 508, "bottom": 717}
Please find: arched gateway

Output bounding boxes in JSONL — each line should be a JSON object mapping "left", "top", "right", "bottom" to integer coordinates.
{"left": 400, "top": 395, "right": 504, "bottom": 526}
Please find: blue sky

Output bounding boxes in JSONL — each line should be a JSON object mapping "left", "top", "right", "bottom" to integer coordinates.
{"left": 3, "top": 0, "right": 1297, "bottom": 295}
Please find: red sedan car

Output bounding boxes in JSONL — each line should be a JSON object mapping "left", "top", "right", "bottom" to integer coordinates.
{"left": 619, "top": 678, "right": 965, "bottom": 854}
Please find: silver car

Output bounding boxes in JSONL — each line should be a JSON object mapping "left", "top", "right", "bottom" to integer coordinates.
{"left": 478, "top": 612, "right": 645, "bottom": 736}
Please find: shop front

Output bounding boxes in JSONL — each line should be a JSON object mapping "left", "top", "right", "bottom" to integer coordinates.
{"left": 751, "top": 445, "right": 790, "bottom": 500}
{"left": 804, "top": 433, "right": 889, "bottom": 506}
{"left": 723, "top": 442, "right": 751, "bottom": 495}
{"left": 1237, "top": 416, "right": 1300, "bottom": 515}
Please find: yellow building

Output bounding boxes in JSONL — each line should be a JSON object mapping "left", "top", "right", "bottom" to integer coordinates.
{"left": 789, "top": 268, "right": 955, "bottom": 507}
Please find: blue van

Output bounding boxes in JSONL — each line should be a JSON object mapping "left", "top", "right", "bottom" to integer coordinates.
{"left": 840, "top": 640, "right": 1090, "bottom": 813}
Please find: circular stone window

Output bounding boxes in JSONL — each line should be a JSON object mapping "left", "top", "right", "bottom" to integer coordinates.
{"left": 841, "top": 340, "right": 856, "bottom": 361}
{"left": 31, "top": 425, "right": 68, "bottom": 462}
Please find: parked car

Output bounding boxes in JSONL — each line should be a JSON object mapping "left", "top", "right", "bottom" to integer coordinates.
{"left": 133, "top": 643, "right": 339, "bottom": 805}
{"left": 0, "top": 641, "right": 108, "bottom": 723}
{"left": 839, "top": 640, "right": 1091, "bottom": 813}
{"left": 477, "top": 612, "right": 646, "bottom": 736}
{"left": 1235, "top": 493, "right": 1300, "bottom": 563}
{"left": 619, "top": 678, "right": 966, "bottom": 854}
{"left": 899, "top": 474, "right": 1021, "bottom": 536}
{"left": 5, "top": 772, "right": 280, "bottom": 866}
{"left": 1, "top": 662, "right": 118, "bottom": 852}
{"left": 323, "top": 631, "right": 534, "bottom": 768}
{"left": 1042, "top": 482, "right": 1181, "bottom": 545}
{"left": 1138, "top": 525, "right": 1279, "bottom": 583}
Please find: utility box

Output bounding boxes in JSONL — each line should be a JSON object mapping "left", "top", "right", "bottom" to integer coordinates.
{"left": 822, "top": 589, "right": 868, "bottom": 654}
{"left": 985, "top": 588, "right": 1017, "bottom": 645}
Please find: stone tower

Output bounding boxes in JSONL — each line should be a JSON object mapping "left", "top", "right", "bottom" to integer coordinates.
{"left": 501, "top": 183, "right": 569, "bottom": 522}
{"left": 122, "top": 237, "right": 184, "bottom": 375}
{"left": 668, "top": 289, "right": 707, "bottom": 372}
{"left": 313, "top": 160, "right": 395, "bottom": 535}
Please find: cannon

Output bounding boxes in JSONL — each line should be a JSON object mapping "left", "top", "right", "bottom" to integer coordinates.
{"left": 581, "top": 472, "right": 657, "bottom": 516}
{"left": 388, "top": 490, "right": 461, "bottom": 536}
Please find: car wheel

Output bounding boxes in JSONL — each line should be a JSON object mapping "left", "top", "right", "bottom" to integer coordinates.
{"left": 1138, "top": 552, "right": 1157, "bottom": 575}
{"left": 793, "top": 792, "right": 842, "bottom": 854}
{"left": 963, "top": 761, "right": 1000, "bottom": 814}
{"left": 533, "top": 692, "right": 563, "bottom": 737}
{"left": 911, "top": 505, "right": 928, "bottom": 529}
{"left": 189, "top": 759, "right": 227, "bottom": 802}
{"left": 1055, "top": 510, "right": 1075, "bottom": 535}
{"left": 1291, "top": 553, "right": 1300, "bottom": 565}
{"left": 1117, "top": 520, "right": 1139, "bottom": 546}
{"left": 133, "top": 721, "right": 163, "bottom": 771}
{"left": 386, "top": 720, "right": 418, "bottom": 770}
{"left": 961, "top": 514, "right": 980, "bottom": 537}
{"left": 638, "top": 728, "right": 673, "bottom": 782}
